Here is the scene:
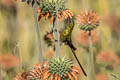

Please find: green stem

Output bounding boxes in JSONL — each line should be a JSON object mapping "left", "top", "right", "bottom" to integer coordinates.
{"left": 32, "top": 3, "right": 43, "bottom": 63}
{"left": 88, "top": 31, "right": 95, "bottom": 80}
{"left": 13, "top": 42, "right": 22, "bottom": 69}
{"left": 52, "top": 16, "right": 59, "bottom": 58}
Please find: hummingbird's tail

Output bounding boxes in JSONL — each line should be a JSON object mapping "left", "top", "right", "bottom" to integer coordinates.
{"left": 71, "top": 48, "right": 87, "bottom": 77}
{"left": 67, "top": 41, "right": 76, "bottom": 51}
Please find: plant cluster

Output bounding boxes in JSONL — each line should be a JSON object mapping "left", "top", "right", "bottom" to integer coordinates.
{"left": 14, "top": 0, "right": 101, "bottom": 80}
{"left": 14, "top": 58, "right": 81, "bottom": 80}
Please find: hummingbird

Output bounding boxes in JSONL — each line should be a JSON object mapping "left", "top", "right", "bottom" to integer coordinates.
{"left": 60, "top": 16, "right": 76, "bottom": 50}
{"left": 60, "top": 16, "right": 87, "bottom": 76}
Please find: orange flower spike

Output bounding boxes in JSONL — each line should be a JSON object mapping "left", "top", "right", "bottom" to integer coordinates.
{"left": 61, "top": 10, "right": 68, "bottom": 19}
{"left": 72, "top": 66, "right": 80, "bottom": 74}
{"left": 50, "top": 16, "right": 54, "bottom": 24}
{"left": 66, "top": 9, "right": 74, "bottom": 16}
{"left": 45, "top": 13, "right": 50, "bottom": 20}
{"left": 50, "top": 74, "right": 54, "bottom": 80}
{"left": 55, "top": 75, "right": 58, "bottom": 80}
{"left": 65, "top": 10, "right": 72, "bottom": 19}
{"left": 57, "top": 13, "right": 62, "bottom": 22}
{"left": 71, "top": 72, "right": 78, "bottom": 80}
{"left": 67, "top": 72, "right": 73, "bottom": 80}
{"left": 36, "top": 8, "right": 41, "bottom": 13}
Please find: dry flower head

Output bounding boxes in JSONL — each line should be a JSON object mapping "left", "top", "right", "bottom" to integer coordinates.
{"left": 77, "top": 10, "right": 100, "bottom": 31}
{"left": 97, "top": 51, "right": 120, "bottom": 68}
{"left": 0, "top": 54, "right": 20, "bottom": 69}
{"left": 29, "top": 61, "right": 49, "bottom": 79}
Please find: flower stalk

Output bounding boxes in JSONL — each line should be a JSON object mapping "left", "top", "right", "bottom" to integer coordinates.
{"left": 88, "top": 30, "right": 95, "bottom": 80}
{"left": 32, "top": 2, "right": 43, "bottom": 63}
{"left": 77, "top": 10, "right": 99, "bottom": 80}
{"left": 52, "top": 16, "right": 59, "bottom": 57}
{"left": 52, "top": 2, "right": 60, "bottom": 58}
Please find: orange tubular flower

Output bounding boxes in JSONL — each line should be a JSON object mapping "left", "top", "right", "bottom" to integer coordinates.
{"left": 67, "top": 72, "right": 73, "bottom": 80}
{"left": 50, "top": 16, "right": 54, "bottom": 24}
{"left": 57, "top": 13, "right": 62, "bottom": 22}
{"left": 55, "top": 75, "right": 58, "bottom": 80}
{"left": 61, "top": 10, "right": 68, "bottom": 19}
{"left": 45, "top": 13, "right": 50, "bottom": 20}
{"left": 58, "top": 75, "right": 61, "bottom": 80}
{"left": 43, "top": 70, "right": 49, "bottom": 80}
{"left": 50, "top": 74, "right": 54, "bottom": 80}
{"left": 65, "top": 10, "right": 72, "bottom": 19}
{"left": 44, "top": 72, "right": 50, "bottom": 80}
{"left": 66, "top": 9, "right": 74, "bottom": 16}
{"left": 36, "top": 8, "right": 41, "bottom": 13}
{"left": 71, "top": 72, "right": 78, "bottom": 80}
{"left": 72, "top": 66, "right": 81, "bottom": 74}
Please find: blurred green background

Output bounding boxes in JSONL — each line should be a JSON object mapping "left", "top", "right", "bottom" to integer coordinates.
{"left": 0, "top": 0, "right": 120, "bottom": 80}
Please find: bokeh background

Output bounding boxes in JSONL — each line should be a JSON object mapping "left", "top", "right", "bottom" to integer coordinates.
{"left": 0, "top": 0, "right": 120, "bottom": 80}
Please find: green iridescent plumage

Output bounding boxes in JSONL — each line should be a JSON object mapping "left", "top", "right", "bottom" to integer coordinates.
{"left": 60, "top": 17, "right": 76, "bottom": 50}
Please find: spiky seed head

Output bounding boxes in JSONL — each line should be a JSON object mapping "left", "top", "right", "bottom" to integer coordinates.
{"left": 77, "top": 10, "right": 100, "bottom": 31}
{"left": 40, "top": 0, "right": 66, "bottom": 15}
{"left": 44, "top": 57, "right": 81, "bottom": 80}
{"left": 37, "top": 0, "right": 74, "bottom": 23}
{"left": 49, "top": 57, "right": 72, "bottom": 79}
